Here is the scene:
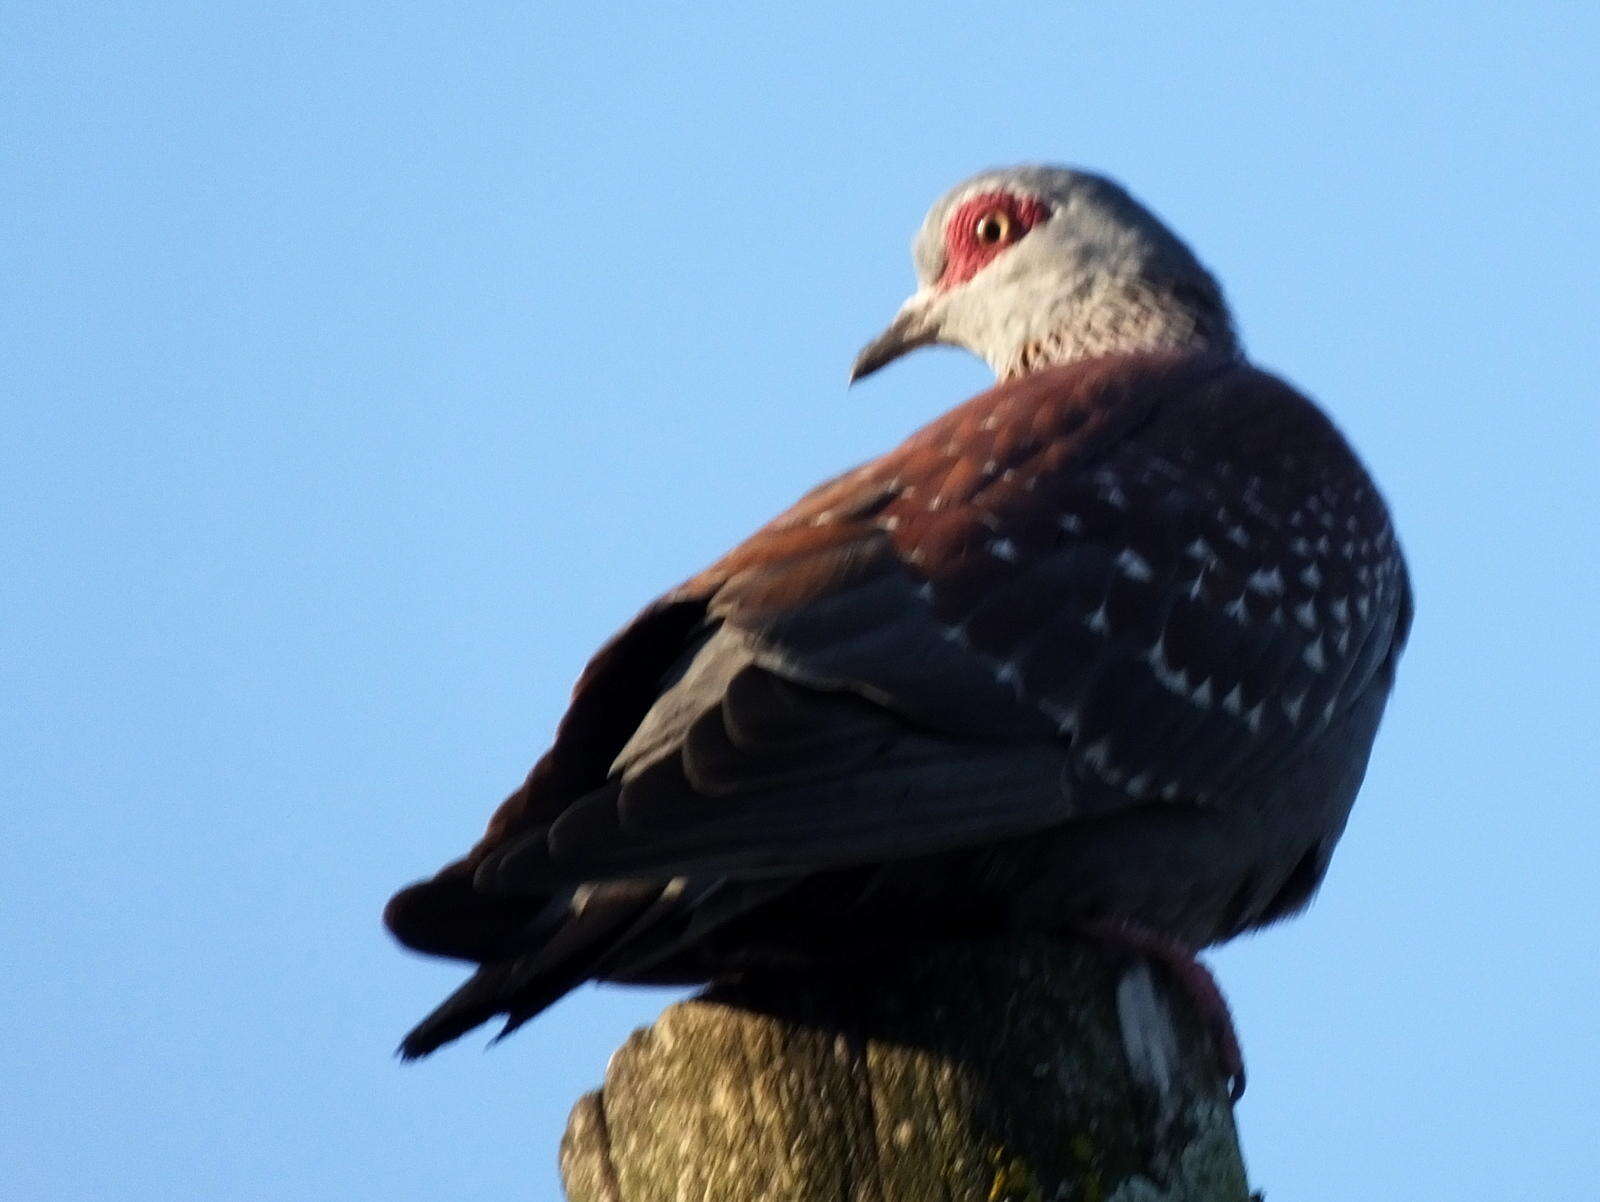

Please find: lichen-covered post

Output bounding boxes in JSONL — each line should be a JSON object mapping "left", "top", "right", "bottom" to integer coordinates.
{"left": 560, "top": 936, "right": 1253, "bottom": 1201}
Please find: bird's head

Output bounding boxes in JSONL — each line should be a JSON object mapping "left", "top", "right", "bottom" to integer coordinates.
{"left": 851, "top": 165, "right": 1238, "bottom": 384}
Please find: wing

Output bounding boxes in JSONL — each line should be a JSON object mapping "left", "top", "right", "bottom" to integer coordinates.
{"left": 385, "top": 350, "right": 1411, "bottom": 1052}
{"left": 479, "top": 351, "right": 1407, "bottom": 884}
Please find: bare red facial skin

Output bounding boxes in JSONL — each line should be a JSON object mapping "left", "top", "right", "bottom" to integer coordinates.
{"left": 936, "top": 191, "right": 1052, "bottom": 290}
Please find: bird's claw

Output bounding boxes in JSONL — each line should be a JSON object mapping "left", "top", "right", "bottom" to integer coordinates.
{"left": 1075, "top": 917, "right": 1248, "bottom": 1102}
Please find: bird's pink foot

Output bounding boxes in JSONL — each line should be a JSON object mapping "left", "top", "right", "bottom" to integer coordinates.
{"left": 1074, "top": 917, "right": 1246, "bottom": 1101}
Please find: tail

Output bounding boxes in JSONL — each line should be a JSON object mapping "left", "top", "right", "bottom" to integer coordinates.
{"left": 387, "top": 875, "right": 673, "bottom": 1059}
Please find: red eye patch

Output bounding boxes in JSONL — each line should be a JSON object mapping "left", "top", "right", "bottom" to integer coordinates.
{"left": 936, "top": 191, "right": 1051, "bottom": 290}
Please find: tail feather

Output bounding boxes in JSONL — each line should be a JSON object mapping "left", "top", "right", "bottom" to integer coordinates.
{"left": 395, "top": 880, "right": 665, "bottom": 1058}
{"left": 398, "top": 960, "right": 545, "bottom": 1060}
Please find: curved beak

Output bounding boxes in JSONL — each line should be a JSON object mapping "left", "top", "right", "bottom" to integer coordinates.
{"left": 849, "top": 290, "right": 942, "bottom": 384}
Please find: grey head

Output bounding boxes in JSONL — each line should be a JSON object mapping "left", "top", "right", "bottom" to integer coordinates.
{"left": 852, "top": 165, "right": 1239, "bottom": 383}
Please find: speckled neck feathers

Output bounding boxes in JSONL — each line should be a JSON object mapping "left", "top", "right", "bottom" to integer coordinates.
{"left": 1002, "top": 273, "right": 1237, "bottom": 381}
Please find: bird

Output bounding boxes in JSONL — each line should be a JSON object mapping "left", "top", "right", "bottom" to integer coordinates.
{"left": 383, "top": 165, "right": 1412, "bottom": 1086}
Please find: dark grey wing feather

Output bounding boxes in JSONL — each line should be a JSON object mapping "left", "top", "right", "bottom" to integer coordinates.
{"left": 479, "top": 647, "right": 1079, "bottom": 890}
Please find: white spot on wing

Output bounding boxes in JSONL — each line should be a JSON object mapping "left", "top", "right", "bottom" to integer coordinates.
{"left": 1302, "top": 636, "right": 1327, "bottom": 671}
{"left": 1146, "top": 636, "right": 1190, "bottom": 695}
{"left": 993, "top": 660, "right": 1024, "bottom": 694}
{"left": 1244, "top": 701, "right": 1265, "bottom": 732}
{"left": 1246, "top": 567, "right": 1285, "bottom": 595}
{"left": 1093, "top": 469, "right": 1128, "bottom": 509}
{"left": 1080, "top": 737, "right": 1113, "bottom": 772}
{"left": 1116, "top": 548, "right": 1154, "bottom": 581}
{"left": 1040, "top": 699, "right": 1080, "bottom": 734}
{"left": 990, "top": 538, "right": 1019, "bottom": 562}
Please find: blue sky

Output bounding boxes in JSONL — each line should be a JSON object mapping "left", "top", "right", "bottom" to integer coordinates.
{"left": 4, "top": 3, "right": 1596, "bottom": 1198}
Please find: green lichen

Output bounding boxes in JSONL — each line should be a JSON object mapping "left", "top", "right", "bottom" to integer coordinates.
{"left": 987, "top": 1147, "right": 1044, "bottom": 1202}
{"left": 1103, "top": 1100, "right": 1250, "bottom": 1202}
{"left": 1069, "top": 1131, "right": 1106, "bottom": 1202}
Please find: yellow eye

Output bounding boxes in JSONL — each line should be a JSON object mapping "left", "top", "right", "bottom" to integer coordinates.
{"left": 974, "top": 210, "right": 1014, "bottom": 245}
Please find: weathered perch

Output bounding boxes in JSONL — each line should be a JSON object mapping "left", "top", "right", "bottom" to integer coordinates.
{"left": 560, "top": 935, "right": 1252, "bottom": 1201}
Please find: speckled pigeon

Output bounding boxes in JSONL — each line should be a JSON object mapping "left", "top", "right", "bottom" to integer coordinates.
{"left": 384, "top": 166, "right": 1412, "bottom": 1080}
